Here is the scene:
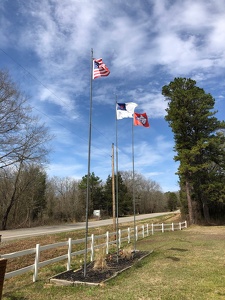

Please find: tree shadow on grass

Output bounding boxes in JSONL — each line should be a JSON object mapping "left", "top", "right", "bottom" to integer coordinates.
{"left": 3, "top": 295, "right": 28, "bottom": 300}
{"left": 166, "top": 256, "right": 180, "bottom": 261}
{"left": 168, "top": 248, "right": 188, "bottom": 252}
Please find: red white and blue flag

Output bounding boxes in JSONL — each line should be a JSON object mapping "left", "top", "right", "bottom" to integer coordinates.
{"left": 134, "top": 112, "right": 150, "bottom": 127}
{"left": 116, "top": 102, "right": 138, "bottom": 119}
{"left": 93, "top": 58, "right": 110, "bottom": 79}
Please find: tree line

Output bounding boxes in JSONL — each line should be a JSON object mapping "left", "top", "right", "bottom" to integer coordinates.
{"left": 0, "top": 69, "right": 176, "bottom": 230}
{"left": 1, "top": 70, "right": 225, "bottom": 229}
{"left": 0, "top": 167, "right": 174, "bottom": 230}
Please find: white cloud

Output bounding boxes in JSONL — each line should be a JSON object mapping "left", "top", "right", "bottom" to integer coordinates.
{"left": 1, "top": 0, "right": 225, "bottom": 192}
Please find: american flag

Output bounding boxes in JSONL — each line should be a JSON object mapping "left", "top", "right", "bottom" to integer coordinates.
{"left": 93, "top": 58, "right": 110, "bottom": 79}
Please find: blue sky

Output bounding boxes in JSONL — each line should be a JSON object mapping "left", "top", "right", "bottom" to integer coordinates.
{"left": 0, "top": 0, "right": 224, "bottom": 192}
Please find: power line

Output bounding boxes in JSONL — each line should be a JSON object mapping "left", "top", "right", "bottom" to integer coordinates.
{"left": 0, "top": 48, "right": 113, "bottom": 159}
{"left": 0, "top": 48, "right": 135, "bottom": 161}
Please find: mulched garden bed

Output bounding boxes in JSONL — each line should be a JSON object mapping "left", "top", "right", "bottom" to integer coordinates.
{"left": 50, "top": 250, "right": 152, "bottom": 286}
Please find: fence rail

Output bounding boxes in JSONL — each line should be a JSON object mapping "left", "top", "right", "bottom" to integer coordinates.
{"left": 1, "top": 221, "right": 187, "bottom": 282}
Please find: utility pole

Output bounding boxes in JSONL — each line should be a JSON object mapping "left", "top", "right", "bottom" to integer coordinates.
{"left": 112, "top": 143, "right": 116, "bottom": 234}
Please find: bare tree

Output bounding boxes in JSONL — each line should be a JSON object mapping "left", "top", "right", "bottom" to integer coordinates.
{"left": 0, "top": 70, "right": 50, "bottom": 169}
{"left": 45, "top": 177, "right": 84, "bottom": 223}
{"left": 0, "top": 164, "right": 47, "bottom": 229}
{"left": 0, "top": 69, "right": 52, "bottom": 229}
{"left": 120, "top": 170, "right": 165, "bottom": 213}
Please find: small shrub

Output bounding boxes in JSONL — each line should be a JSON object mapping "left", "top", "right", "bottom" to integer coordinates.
{"left": 93, "top": 248, "right": 108, "bottom": 271}
{"left": 120, "top": 246, "right": 133, "bottom": 260}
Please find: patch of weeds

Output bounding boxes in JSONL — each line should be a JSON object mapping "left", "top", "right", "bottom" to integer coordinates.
{"left": 93, "top": 248, "right": 108, "bottom": 271}
{"left": 3, "top": 294, "right": 28, "bottom": 300}
{"left": 49, "top": 264, "right": 66, "bottom": 274}
{"left": 134, "top": 260, "right": 144, "bottom": 269}
{"left": 120, "top": 246, "right": 133, "bottom": 260}
{"left": 85, "top": 286, "right": 98, "bottom": 297}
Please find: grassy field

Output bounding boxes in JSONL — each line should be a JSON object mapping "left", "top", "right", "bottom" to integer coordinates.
{"left": 1, "top": 216, "right": 225, "bottom": 300}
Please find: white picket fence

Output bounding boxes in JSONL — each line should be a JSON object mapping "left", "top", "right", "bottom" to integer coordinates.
{"left": 1, "top": 221, "right": 187, "bottom": 282}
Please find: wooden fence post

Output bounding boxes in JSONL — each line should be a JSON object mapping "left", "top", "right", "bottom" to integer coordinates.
{"left": 67, "top": 238, "right": 72, "bottom": 270}
{"left": 119, "top": 229, "right": 121, "bottom": 248}
{"left": 142, "top": 225, "right": 145, "bottom": 238}
{"left": 0, "top": 258, "right": 7, "bottom": 300}
{"left": 91, "top": 234, "right": 94, "bottom": 261}
{"left": 106, "top": 231, "right": 109, "bottom": 254}
{"left": 33, "top": 244, "right": 40, "bottom": 282}
{"left": 128, "top": 227, "right": 131, "bottom": 244}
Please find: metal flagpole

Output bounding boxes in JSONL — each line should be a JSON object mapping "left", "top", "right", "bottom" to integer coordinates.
{"left": 132, "top": 118, "right": 136, "bottom": 251}
{"left": 112, "top": 143, "right": 116, "bottom": 235}
{"left": 115, "top": 97, "right": 119, "bottom": 262}
{"left": 84, "top": 48, "right": 93, "bottom": 277}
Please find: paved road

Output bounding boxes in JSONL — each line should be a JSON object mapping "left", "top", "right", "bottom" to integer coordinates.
{"left": 0, "top": 211, "right": 177, "bottom": 241}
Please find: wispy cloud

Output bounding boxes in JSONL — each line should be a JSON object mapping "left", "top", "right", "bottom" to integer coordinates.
{"left": 1, "top": 0, "right": 225, "bottom": 192}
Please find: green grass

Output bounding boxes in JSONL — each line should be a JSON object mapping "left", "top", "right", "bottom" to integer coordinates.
{"left": 2, "top": 224, "right": 225, "bottom": 300}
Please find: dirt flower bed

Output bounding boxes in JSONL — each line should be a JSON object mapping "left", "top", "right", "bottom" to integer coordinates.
{"left": 51, "top": 250, "right": 151, "bottom": 285}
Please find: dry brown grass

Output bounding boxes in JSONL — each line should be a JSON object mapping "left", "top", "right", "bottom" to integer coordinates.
{"left": 120, "top": 246, "right": 133, "bottom": 260}
{"left": 2, "top": 222, "right": 225, "bottom": 300}
{"left": 93, "top": 248, "right": 108, "bottom": 271}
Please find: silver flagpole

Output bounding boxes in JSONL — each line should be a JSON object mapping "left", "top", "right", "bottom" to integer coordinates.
{"left": 84, "top": 48, "right": 93, "bottom": 277}
{"left": 115, "top": 97, "right": 119, "bottom": 262}
{"left": 132, "top": 118, "right": 136, "bottom": 251}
